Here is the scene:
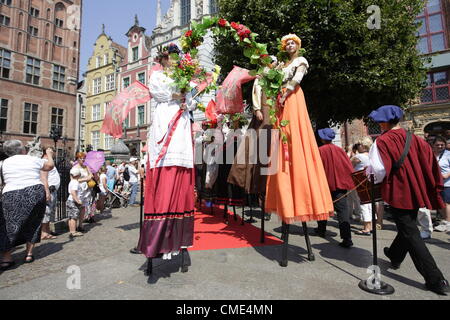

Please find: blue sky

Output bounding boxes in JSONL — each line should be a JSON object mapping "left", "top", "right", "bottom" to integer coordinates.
{"left": 80, "top": 0, "right": 171, "bottom": 78}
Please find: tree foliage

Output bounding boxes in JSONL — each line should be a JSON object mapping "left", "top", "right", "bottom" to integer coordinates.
{"left": 215, "top": 0, "right": 428, "bottom": 126}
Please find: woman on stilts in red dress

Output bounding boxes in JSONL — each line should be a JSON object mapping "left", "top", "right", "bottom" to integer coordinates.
{"left": 137, "top": 44, "right": 197, "bottom": 273}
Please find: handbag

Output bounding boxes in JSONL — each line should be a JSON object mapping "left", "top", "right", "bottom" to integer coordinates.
{"left": 87, "top": 179, "right": 97, "bottom": 189}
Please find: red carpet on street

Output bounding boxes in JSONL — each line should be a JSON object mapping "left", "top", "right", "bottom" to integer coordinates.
{"left": 190, "top": 205, "right": 283, "bottom": 251}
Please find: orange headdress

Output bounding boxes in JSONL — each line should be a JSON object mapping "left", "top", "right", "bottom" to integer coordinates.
{"left": 281, "top": 34, "right": 302, "bottom": 51}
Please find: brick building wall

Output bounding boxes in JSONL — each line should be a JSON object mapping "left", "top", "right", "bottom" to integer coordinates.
{"left": 0, "top": 0, "right": 81, "bottom": 157}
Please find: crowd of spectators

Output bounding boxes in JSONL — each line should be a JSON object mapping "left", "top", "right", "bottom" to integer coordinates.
{"left": 0, "top": 139, "right": 143, "bottom": 271}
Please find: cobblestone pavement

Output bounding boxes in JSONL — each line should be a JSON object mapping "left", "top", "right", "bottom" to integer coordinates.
{"left": 0, "top": 203, "right": 449, "bottom": 300}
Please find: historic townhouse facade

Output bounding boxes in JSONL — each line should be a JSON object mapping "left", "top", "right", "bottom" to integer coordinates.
{"left": 117, "top": 16, "right": 153, "bottom": 157}
{"left": 341, "top": 0, "right": 450, "bottom": 147}
{"left": 84, "top": 28, "right": 126, "bottom": 154}
{"left": 407, "top": 0, "right": 450, "bottom": 137}
{"left": 151, "top": 0, "right": 219, "bottom": 122}
{"left": 0, "top": 0, "right": 82, "bottom": 156}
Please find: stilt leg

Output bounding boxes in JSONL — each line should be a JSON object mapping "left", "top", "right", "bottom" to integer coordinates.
{"left": 145, "top": 258, "right": 153, "bottom": 276}
{"left": 302, "top": 222, "right": 315, "bottom": 261}
{"left": 260, "top": 195, "right": 266, "bottom": 243}
{"left": 223, "top": 204, "right": 229, "bottom": 224}
{"left": 181, "top": 249, "right": 189, "bottom": 273}
{"left": 241, "top": 205, "right": 245, "bottom": 226}
{"left": 280, "top": 223, "right": 289, "bottom": 267}
{"left": 233, "top": 205, "right": 238, "bottom": 221}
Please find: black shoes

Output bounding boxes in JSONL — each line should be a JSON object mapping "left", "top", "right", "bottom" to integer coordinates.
{"left": 426, "top": 279, "right": 450, "bottom": 296}
{"left": 339, "top": 239, "right": 353, "bottom": 248}
{"left": 383, "top": 247, "right": 401, "bottom": 270}
{"left": 314, "top": 228, "right": 326, "bottom": 238}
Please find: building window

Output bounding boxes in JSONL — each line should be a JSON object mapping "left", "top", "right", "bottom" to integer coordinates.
{"left": 81, "top": 105, "right": 86, "bottom": 119}
{"left": 52, "top": 65, "right": 65, "bottom": 91}
{"left": 104, "top": 53, "right": 109, "bottom": 65}
{"left": 132, "top": 47, "right": 139, "bottom": 61}
{"left": 92, "top": 104, "right": 101, "bottom": 121}
{"left": 93, "top": 77, "right": 102, "bottom": 94}
{"left": 180, "top": 0, "right": 191, "bottom": 26}
{"left": 104, "top": 134, "right": 113, "bottom": 150}
{"left": 0, "top": 14, "right": 10, "bottom": 26}
{"left": 28, "top": 26, "right": 39, "bottom": 37}
{"left": 30, "top": 7, "right": 40, "bottom": 18}
{"left": 0, "top": 49, "right": 11, "bottom": 79}
{"left": 138, "top": 105, "right": 145, "bottom": 126}
{"left": 51, "top": 107, "right": 64, "bottom": 134}
{"left": 91, "top": 131, "right": 100, "bottom": 150}
{"left": 138, "top": 72, "right": 145, "bottom": 85}
{"left": 54, "top": 36, "right": 63, "bottom": 45}
{"left": 23, "top": 103, "right": 38, "bottom": 134}
{"left": 26, "top": 57, "right": 41, "bottom": 85}
{"left": 416, "top": 0, "right": 447, "bottom": 54}
{"left": 105, "top": 73, "right": 115, "bottom": 91}
{"left": 123, "top": 115, "right": 130, "bottom": 128}
{"left": 96, "top": 56, "right": 102, "bottom": 68}
{"left": 80, "top": 125, "right": 85, "bottom": 140}
{"left": 421, "top": 70, "right": 450, "bottom": 104}
{"left": 0, "top": 98, "right": 8, "bottom": 132}
{"left": 123, "top": 77, "right": 130, "bottom": 88}
{"left": 210, "top": 0, "right": 219, "bottom": 14}
{"left": 55, "top": 18, "right": 63, "bottom": 28}
{"left": 0, "top": 0, "right": 12, "bottom": 6}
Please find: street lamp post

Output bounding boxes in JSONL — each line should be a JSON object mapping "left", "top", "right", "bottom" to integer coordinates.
{"left": 50, "top": 125, "right": 62, "bottom": 163}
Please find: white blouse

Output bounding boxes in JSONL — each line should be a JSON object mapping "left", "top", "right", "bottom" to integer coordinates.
{"left": 147, "top": 71, "right": 195, "bottom": 169}
{"left": 278, "top": 57, "right": 309, "bottom": 91}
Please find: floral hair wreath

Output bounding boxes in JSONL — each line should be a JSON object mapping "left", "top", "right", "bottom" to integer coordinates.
{"left": 156, "top": 43, "right": 181, "bottom": 62}
{"left": 280, "top": 34, "right": 302, "bottom": 51}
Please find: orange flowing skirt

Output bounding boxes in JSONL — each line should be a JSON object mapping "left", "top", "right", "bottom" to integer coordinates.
{"left": 265, "top": 87, "right": 334, "bottom": 224}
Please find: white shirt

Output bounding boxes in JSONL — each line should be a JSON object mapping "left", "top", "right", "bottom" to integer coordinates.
{"left": 67, "top": 179, "right": 80, "bottom": 202}
{"left": 99, "top": 173, "right": 107, "bottom": 193}
{"left": 354, "top": 153, "right": 370, "bottom": 171}
{"left": 148, "top": 71, "right": 194, "bottom": 169}
{"left": 127, "top": 164, "right": 138, "bottom": 183}
{"left": 44, "top": 159, "right": 60, "bottom": 190}
{"left": 366, "top": 141, "right": 386, "bottom": 184}
{"left": 2, "top": 155, "right": 45, "bottom": 193}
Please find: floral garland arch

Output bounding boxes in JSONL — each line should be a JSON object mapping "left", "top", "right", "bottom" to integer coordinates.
{"left": 176, "top": 16, "right": 292, "bottom": 143}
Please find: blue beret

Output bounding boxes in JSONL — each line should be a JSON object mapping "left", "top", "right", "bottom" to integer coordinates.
{"left": 318, "top": 128, "right": 336, "bottom": 141}
{"left": 369, "top": 105, "right": 404, "bottom": 123}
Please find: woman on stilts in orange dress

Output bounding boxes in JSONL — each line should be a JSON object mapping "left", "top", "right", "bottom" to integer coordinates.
{"left": 265, "top": 34, "right": 334, "bottom": 233}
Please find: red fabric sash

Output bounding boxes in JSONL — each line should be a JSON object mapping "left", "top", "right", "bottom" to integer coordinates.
{"left": 154, "top": 109, "right": 184, "bottom": 168}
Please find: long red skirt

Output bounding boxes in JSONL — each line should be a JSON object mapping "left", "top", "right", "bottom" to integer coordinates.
{"left": 138, "top": 166, "right": 195, "bottom": 258}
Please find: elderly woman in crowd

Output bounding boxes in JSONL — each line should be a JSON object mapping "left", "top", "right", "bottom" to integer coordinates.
{"left": 73, "top": 152, "right": 94, "bottom": 232}
{"left": 0, "top": 140, "right": 54, "bottom": 270}
{"left": 71, "top": 152, "right": 93, "bottom": 231}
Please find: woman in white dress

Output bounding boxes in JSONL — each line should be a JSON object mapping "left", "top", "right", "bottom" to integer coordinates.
{"left": 137, "top": 44, "right": 197, "bottom": 267}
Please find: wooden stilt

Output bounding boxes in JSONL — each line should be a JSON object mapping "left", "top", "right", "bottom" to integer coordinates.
{"left": 241, "top": 205, "right": 245, "bottom": 225}
{"left": 260, "top": 194, "right": 266, "bottom": 243}
{"left": 145, "top": 258, "right": 153, "bottom": 276}
{"left": 181, "top": 248, "right": 189, "bottom": 273}
{"left": 280, "top": 223, "right": 289, "bottom": 267}
{"left": 302, "top": 222, "right": 315, "bottom": 261}
{"left": 223, "top": 204, "right": 229, "bottom": 224}
{"left": 233, "top": 205, "right": 238, "bottom": 221}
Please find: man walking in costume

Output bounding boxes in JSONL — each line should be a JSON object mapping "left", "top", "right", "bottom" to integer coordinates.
{"left": 317, "top": 128, "right": 355, "bottom": 248}
{"left": 367, "top": 105, "right": 449, "bottom": 295}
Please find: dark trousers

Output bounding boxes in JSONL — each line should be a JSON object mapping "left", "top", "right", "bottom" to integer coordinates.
{"left": 388, "top": 207, "right": 444, "bottom": 285}
{"left": 318, "top": 190, "right": 351, "bottom": 240}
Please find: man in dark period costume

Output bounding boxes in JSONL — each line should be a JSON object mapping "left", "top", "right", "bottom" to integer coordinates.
{"left": 367, "top": 105, "right": 449, "bottom": 295}
{"left": 316, "top": 128, "right": 355, "bottom": 248}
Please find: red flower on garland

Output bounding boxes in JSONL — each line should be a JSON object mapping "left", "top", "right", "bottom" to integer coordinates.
{"left": 218, "top": 18, "right": 227, "bottom": 28}
{"left": 230, "top": 22, "right": 239, "bottom": 30}
{"left": 185, "top": 30, "right": 193, "bottom": 37}
{"left": 237, "top": 25, "right": 251, "bottom": 41}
